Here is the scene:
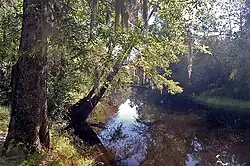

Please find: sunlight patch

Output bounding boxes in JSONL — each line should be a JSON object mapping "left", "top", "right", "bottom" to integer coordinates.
{"left": 118, "top": 99, "right": 138, "bottom": 119}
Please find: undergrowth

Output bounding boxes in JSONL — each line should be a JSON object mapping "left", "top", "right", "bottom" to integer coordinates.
{"left": 0, "top": 106, "right": 10, "bottom": 132}
{"left": 19, "top": 131, "right": 94, "bottom": 166}
{"left": 0, "top": 106, "right": 94, "bottom": 166}
{"left": 194, "top": 90, "right": 250, "bottom": 110}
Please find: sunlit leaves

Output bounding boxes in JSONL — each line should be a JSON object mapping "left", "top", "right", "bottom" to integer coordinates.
{"left": 194, "top": 45, "right": 212, "bottom": 55}
{"left": 1, "top": 0, "right": 197, "bottom": 116}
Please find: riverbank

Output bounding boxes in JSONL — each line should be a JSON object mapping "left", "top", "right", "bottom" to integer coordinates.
{"left": 0, "top": 106, "right": 94, "bottom": 166}
{"left": 192, "top": 89, "right": 250, "bottom": 111}
{"left": 97, "top": 89, "right": 250, "bottom": 165}
{"left": 0, "top": 103, "right": 116, "bottom": 166}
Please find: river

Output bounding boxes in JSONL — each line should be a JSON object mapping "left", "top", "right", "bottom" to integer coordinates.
{"left": 98, "top": 88, "right": 250, "bottom": 166}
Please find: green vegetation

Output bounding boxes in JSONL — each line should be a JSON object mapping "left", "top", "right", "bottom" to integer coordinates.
{"left": 194, "top": 90, "right": 250, "bottom": 110}
{"left": 0, "top": 106, "right": 9, "bottom": 132}
{"left": 88, "top": 101, "right": 116, "bottom": 124}
{"left": 1, "top": 0, "right": 250, "bottom": 165}
{"left": 1, "top": 0, "right": 194, "bottom": 153}
{"left": 19, "top": 132, "right": 93, "bottom": 166}
{"left": 1, "top": 132, "right": 94, "bottom": 166}
{"left": 0, "top": 107, "right": 94, "bottom": 166}
{"left": 171, "top": 0, "right": 250, "bottom": 101}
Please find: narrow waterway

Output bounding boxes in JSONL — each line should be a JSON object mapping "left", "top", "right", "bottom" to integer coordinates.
{"left": 99, "top": 88, "right": 250, "bottom": 166}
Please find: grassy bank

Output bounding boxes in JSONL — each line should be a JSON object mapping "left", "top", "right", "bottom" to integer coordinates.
{"left": 193, "top": 90, "right": 250, "bottom": 111}
{"left": 19, "top": 131, "right": 94, "bottom": 166}
{"left": 1, "top": 131, "right": 94, "bottom": 166}
{"left": 0, "top": 106, "right": 94, "bottom": 166}
{"left": 0, "top": 94, "right": 117, "bottom": 165}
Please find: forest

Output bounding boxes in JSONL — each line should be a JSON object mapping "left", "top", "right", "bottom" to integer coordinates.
{"left": 1, "top": 0, "right": 250, "bottom": 165}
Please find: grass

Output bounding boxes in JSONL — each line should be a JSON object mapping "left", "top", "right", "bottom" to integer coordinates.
{"left": 1, "top": 130, "right": 94, "bottom": 166}
{"left": 0, "top": 106, "right": 10, "bottom": 132}
{"left": 0, "top": 90, "right": 114, "bottom": 166}
{"left": 0, "top": 106, "right": 94, "bottom": 166}
{"left": 194, "top": 91, "right": 250, "bottom": 110}
{"left": 19, "top": 131, "right": 94, "bottom": 166}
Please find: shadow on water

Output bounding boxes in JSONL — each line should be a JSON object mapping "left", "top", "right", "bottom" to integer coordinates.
{"left": 99, "top": 87, "right": 250, "bottom": 166}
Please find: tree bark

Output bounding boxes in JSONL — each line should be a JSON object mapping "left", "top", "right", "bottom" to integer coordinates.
{"left": 4, "top": 0, "right": 50, "bottom": 151}
{"left": 69, "top": 59, "right": 121, "bottom": 130}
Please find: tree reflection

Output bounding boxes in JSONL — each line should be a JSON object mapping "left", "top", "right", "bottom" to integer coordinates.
{"left": 134, "top": 99, "right": 250, "bottom": 165}
{"left": 100, "top": 88, "right": 250, "bottom": 166}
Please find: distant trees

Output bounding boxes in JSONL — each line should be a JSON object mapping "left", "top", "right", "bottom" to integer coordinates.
{"left": 171, "top": 0, "right": 250, "bottom": 99}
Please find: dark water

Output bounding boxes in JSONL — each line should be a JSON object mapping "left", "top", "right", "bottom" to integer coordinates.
{"left": 99, "top": 89, "right": 250, "bottom": 166}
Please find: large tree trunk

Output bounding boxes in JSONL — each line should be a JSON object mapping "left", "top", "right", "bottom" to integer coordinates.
{"left": 4, "top": 0, "right": 49, "bottom": 151}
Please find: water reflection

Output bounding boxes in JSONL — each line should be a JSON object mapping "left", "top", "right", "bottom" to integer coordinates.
{"left": 117, "top": 99, "right": 138, "bottom": 121}
{"left": 99, "top": 99, "right": 148, "bottom": 166}
{"left": 99, "top": 90, "right": 250, "bottom": 166}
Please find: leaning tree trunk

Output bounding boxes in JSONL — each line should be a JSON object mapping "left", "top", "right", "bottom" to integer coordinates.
{"left": 4, "top": 0, "right": 50, "bottom": 151}
{"left": 68, "top": 59, "right": 121, "bottom": 132}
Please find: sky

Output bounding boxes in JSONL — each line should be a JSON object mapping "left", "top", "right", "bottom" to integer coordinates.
{"left": 148, "top": 0, "right": 243, "bottom": 35}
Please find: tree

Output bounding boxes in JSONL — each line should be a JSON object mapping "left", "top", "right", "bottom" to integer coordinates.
{"left": 66, "top": 0, "right": 188, "bottom": 135}
{"left": 1, "top": 0, "right": 192, "bottom": 153}
{"left": 4, "top": 0, "right": 50, "bottom": 151}
{"left": 0, "top": 0, "right": 22, "bottom": 105}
